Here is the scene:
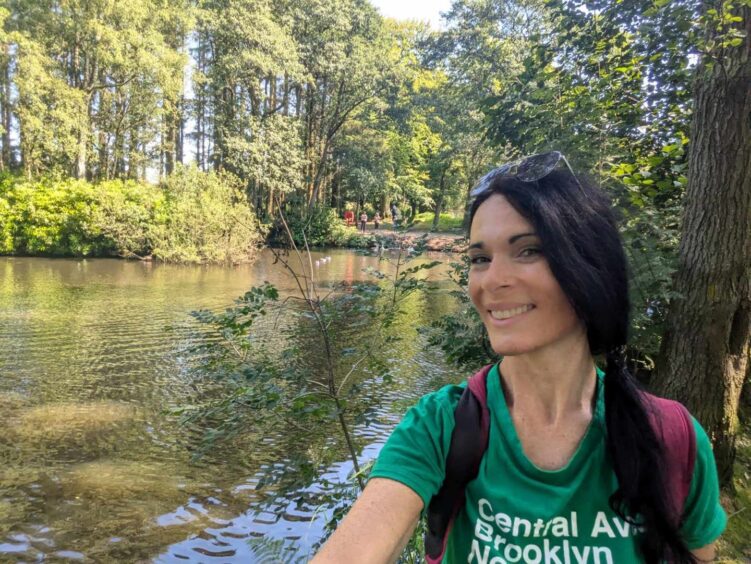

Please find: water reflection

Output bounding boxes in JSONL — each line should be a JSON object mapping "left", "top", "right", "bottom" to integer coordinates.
{"left": 0, "top": 250, "right": 461, "bottom": 562}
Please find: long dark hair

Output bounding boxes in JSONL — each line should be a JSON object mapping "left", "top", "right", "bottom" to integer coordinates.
{"left": 468, "top": 170, "right": 694, "bottom": 563}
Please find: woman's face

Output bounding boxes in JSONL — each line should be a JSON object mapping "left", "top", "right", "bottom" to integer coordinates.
{"left": 468, "top": 193, "right": 585, "bottom": 356}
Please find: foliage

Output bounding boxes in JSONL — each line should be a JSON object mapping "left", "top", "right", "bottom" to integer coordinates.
{"left": 0, "top": 175, "right": 107, "bottom": 256}
{"left": 12, "top": 33, "right": 84, "bottom": 178}
{"left": 89, "top": 180, "right": 163, "bottom": 259}
{"left": 0, "top": 168, "right": 263, "bottom": 263}
{"left": 278, "top": 206, "right": 348, "bottom": 247}
{"left": 6, "top": 0, "right": 193, "bottom": 179}
{"left": 183, "top": 230, "right": 439, "bottom": 490}
{"left": 224, "top": 114, "right": 306, "bottom": 217}
{"left": 149, "top": 165, "right": 264, "bottom": 264}
{"left": 422, "top": 254, "right": 498, "bottom": 371}
{"left": 410, "top": 211, "right": 464, "bottom": 231}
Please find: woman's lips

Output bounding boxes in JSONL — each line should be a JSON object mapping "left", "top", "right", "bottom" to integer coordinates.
{"left": 487, "top": 304, "right": 535, "bottom": 324}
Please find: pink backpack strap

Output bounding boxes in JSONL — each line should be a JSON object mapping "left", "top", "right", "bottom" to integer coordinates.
{"left": 424, "top": 364, "right": 493, "bottom": 564}
{"left": 641, "top": 392, "right": 697, "bottom": 524}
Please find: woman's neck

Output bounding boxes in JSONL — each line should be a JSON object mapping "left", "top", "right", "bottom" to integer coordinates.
{"left": 498, "top": 335, "right": 597, "bottom": 426}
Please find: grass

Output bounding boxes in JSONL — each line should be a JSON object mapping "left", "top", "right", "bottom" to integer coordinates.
{"left": 409, "top": 211, "right": 464, "bottom": 231}
{"left": 717, "top": 423, "right": 751, "bottom": 561}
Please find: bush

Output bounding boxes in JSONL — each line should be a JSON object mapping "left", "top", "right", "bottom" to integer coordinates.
{"left": 90, "top": 180, "right": 162, "bottom": 259}
{"left": 0, "top": 168, "right": 264, "bottom": 264}
{"left": 283, "top": 206, "right": 343, "bottom": 247}
{"left": 0, "top": 176, "right": 108, "bottom": 256}
{"left": 150, "top": 166, "right": 264, "bottom": 264}
{"left": 276, "top": 206, "right": 377, "bottom": 248}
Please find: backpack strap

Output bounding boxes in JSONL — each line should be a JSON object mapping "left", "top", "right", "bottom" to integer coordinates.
{"left": 640, "top": 392, "right": 697, "bottom": 524}
{"left": 423, "top": 369, "right": 697, "bottom": 563}
{"left": 424, "top": 364, "right": 493, "bottom": 564}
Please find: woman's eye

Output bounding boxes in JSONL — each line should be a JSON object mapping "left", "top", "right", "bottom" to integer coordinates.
{"left": 469, "top": 256, "right": 490, "bottom": 265}
{"left": 519, "top": 247, "right": 541, "bottom": 258}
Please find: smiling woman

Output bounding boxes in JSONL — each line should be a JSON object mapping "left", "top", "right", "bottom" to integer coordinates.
{"left": 312, "top": 155, "right": 726, "bottom": 564}
{"left": 467, "top": 197, "right": 583, "bottom": 358}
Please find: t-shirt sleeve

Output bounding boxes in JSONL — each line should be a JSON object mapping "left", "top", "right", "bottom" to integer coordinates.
{"left": 679, "top": 417, "right": 727, "bottom": 549}
{"left": 369, "top": 384, "right": 464, "bottom": 510}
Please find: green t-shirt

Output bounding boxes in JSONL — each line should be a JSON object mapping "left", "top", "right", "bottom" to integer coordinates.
{"left": 370, "top": 363, "right": 726, "bottom": 563}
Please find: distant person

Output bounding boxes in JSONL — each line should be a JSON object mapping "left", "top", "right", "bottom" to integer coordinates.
{"left": 343, "top": 209, "right": 355, "bottom": 227}
{"left": 359, "top": 212, "right": 368, "bottom": 232}
{"left": 373, "top": 212, "right": 381, "bottom": 230}
{"left": 392, "top": 206, "right": 401, "bottom": 229}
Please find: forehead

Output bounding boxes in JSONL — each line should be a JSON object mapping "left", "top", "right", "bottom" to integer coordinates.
{"left": 470, "top": 194, "right": 534, "bottom": 242}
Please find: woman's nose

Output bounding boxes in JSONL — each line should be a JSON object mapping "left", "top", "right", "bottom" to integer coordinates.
{"left": 482, "top": 257, "right": 514, "bottom": 291}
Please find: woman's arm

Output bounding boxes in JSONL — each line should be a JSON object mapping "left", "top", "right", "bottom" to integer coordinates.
{"left": 311, "top": 478, "right": 423, "bottom": 564}
{"left": 691, "top": 543, "right": 716, "bottom": 562}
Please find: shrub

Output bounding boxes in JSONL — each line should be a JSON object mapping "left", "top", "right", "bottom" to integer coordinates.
{"left": 149, "top": 165, "right": 264, "bottom": 264}
{"left": 0, "top": 168, "right": 264, "bottom": 264}
{"left": 0, "top": 177, "right": 108, "bottom": 256}
{"left": 90, "top": 180, "right": 163, "bottom": 259}
{"left": 280, "top": 206, "right": 344, "bottom": 247}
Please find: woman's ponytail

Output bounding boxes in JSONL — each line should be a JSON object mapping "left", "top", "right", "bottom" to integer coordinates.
{"left": 604, "top": 346, "right": 695, "bottom": 563}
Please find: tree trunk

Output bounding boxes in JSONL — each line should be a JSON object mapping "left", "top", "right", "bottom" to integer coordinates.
{"left": 432, "top": 196, "right": 443, "bottom": 230}
{"left": 282, "top": 72, "right": 289, "bottom": 116}
{"left": 653, "top": 4, "right": 751, "bottom": 489}
{"left": 177, "top": 95, "right": 184, "bottom": 166}
{"left": 76, "top": 106, "right": 90, "bottom": 179}
{"left": 267, "top": 186, "right": 275, "bottom": 218}
{"left": 1, "top": 43, "right": 11, "bottom": 168}
{"left": 433, "top": 169, "right": 447, "bottom": 230}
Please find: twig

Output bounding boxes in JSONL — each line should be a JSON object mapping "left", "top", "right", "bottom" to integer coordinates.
{"left": 728, "top": 506, "right": 746, "bottom": 519}
{"left": 337, "top": 354, "right": 369, "bottom": 396}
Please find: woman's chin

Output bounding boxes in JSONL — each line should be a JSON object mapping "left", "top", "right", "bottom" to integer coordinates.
{"left": 488, "top": 339, "right": 534, "bottom": 357}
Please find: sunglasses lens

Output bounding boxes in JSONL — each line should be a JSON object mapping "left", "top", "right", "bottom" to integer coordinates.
{"left": 469, "top": 163, "right": 516, "bottom": 197}
{"left": 470, "top": 151, "right": 570, "bottom": 198}
{"left": 516, "top": 151, "right": 562, "bottom": 182}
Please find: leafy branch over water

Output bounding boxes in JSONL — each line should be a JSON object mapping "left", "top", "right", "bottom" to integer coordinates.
{"left": 182, "top": 207, "right": 439, "bottom": 494}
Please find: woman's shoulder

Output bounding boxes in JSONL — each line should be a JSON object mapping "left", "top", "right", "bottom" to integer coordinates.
{"left": 370, "top": 382, "right": 468, "bottom": 508}
{"left": 381, "top": 382, "right": 468, "bottom": 448}
{"left": 409, "top": 382, "right": 466, "bottom": 417}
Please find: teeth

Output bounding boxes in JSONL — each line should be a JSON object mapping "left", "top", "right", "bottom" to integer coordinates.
{"left": 490, "top": 304, "right": 534, "bottom": 320}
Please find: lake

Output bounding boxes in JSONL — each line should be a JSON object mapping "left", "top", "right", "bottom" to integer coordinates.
{"left": 0, "top": 249, "right": 464, "bottom": 562}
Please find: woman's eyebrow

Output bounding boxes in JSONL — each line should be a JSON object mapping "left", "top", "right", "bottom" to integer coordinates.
{"left": 469, "top": 233, "right": 538, "bottom": 250}
{"left": 509, "top": 232, "right": 538, "bottom": 244}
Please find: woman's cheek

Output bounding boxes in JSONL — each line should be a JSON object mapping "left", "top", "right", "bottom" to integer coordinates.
{"left": 467, "top": 272, "right": 480, "bottom": 308}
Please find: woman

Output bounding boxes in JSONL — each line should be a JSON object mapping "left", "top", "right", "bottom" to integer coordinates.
{"left": 313, "top": 152, "right": 726, "bottom": 563}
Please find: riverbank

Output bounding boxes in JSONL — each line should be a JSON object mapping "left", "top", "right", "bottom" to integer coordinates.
{"left": 345, "top": 226, "right": 467, "bottom": 253}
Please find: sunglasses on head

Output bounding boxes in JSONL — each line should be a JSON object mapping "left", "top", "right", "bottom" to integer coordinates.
{"left": 469, "top": 151, "right": 586, "bottom": 199}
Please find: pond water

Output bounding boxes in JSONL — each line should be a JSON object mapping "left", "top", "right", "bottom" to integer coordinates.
{"left": 0, "top": 249, "right": 464, "bottom": 562}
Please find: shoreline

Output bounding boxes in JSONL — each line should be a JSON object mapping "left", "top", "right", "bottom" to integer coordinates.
{"left": 0, "top": 231, "right": 469, "bottom": 263}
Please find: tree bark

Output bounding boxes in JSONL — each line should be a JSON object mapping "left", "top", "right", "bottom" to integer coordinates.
{"left": 282, "top": 72, "right": 289, "bottom": 116}
{"left": 653, "top": 4, "right": 751, "bottom": 489}
{"left": 1, "top": 43, "right": 11, "bottom": 168}
{"left": 433, "top": 168, "right": 447, "bottom": 230}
